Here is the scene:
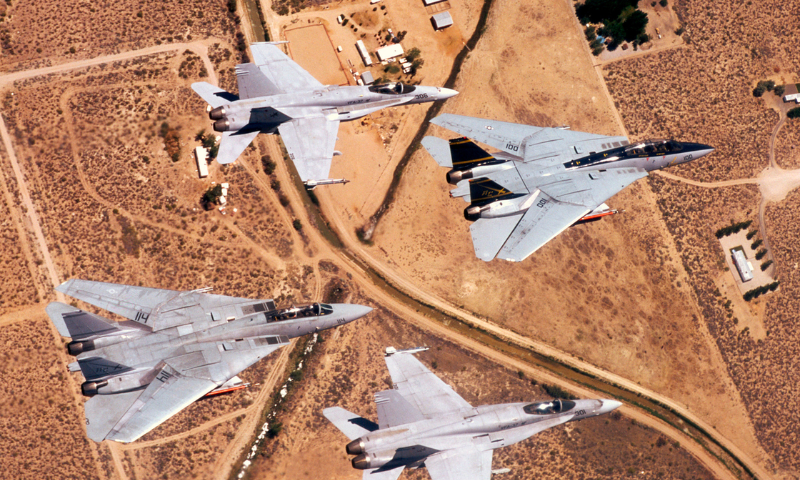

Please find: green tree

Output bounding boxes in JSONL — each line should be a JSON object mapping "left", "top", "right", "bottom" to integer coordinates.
{"left": 202, "top": 184, "right": 223, "bottom": 208}
{"left": 788, "top": 107, "right": 800, "bottom": 119}
{"left": 760, "top": 260, "right": 773, "bottom": 271}
{"left": 406, "top": 47, "right": 422, "bottom": 62}
{"left": 622, "top": 10, "right": 649, "bottom": 41}
{"left": 774, "top": 85, "right": 785, "bottom": 96}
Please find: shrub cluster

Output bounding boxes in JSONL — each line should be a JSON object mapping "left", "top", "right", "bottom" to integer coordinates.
{"left": 715, "top": 220, "right": 751, "bottom": 238}
{"left": 743, "top": 281, "right": 780, "bottom": 301}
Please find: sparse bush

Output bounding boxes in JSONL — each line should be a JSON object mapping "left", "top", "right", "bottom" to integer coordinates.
{"left": 541, "top": 383, "right": 576, "bottom": 399}
{"left": 659, "top": 0, "right": 667, "bottom": 6}
{"left": 262, "top": 155, "right": 276, "bottom": 174}
{"left": 292, "top": 219, "right": 302, "bottom": 230}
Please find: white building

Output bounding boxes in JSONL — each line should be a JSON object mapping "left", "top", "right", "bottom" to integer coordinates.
{"left": 356, "top": 40, "right": 372, "bottom": 67}
{"left": 195, "top": 146, "right": 209, "bottom": 178}
{"left": 432, "top": 11, "right": 453, "bottom": 30}
{"left": 376, "top": 44, "right": 404, "bottom": 61}
{"left": 423, "top": 0, "right": 446, "bottom": 5}
{"left": 732, "top": 249, "right": 753, "bottom": 283}
{"left": 783, "top": 83, "right": 800, "bottom": 103}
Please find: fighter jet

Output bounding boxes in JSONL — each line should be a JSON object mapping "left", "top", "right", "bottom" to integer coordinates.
{"left": 324, "top": 347, "right": 622, "bottom": 480}
{"left": 191, "top": 42, "right": 458, "bottom": 186}
{"left": 422, "top": 114, "right": 714, "bottom": 262}
{"left": 46, "top": 279, "right": 372, "bottom": 443}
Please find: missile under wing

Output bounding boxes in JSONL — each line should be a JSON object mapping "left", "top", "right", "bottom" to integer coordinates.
{"left": 47, "top": 279, "right": 372, "bottom": 443}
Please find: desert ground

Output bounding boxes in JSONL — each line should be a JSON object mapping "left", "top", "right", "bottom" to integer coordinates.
{"left": 1, "top": 0, "right": 798, "bottom": 478}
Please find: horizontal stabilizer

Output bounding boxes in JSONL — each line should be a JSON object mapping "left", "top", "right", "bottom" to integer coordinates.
{"left": 323, "top": 407, "right": 379, "bottom": 440}
{"left": 469, "top": 178, "right": 517, "bottom": 206}
{"left": 449, "top": 137, "right": 497, "bottom": 170}
{"left": 375, "top": 389, "right": 425, "bottom": 428}
{"left": 84, "top": 390, "right": 142, "bottom": 443}
{"left": 421, "top": 136, "right": 452, "bottom": 167}
{"left": 217, "top": 130, "right": 260, "bottom": 164}
{"left": 363, "top": 466, "right": 405, "bottom": 480}
{"left": 79, "top": 357, "right": 134, "bottom": 381}
{"left": 46, "top": 302, "right": 120, "bottom": 340}
{"left": 191, "top": 82, "right": 238, "bottom": 108}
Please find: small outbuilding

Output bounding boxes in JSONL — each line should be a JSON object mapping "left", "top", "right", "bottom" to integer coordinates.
{"left": 361, "top": 71, "right": 375, "bottom": 85}
{"left": 732, "top": 249, "right": 753, "bottom": 283}
{"left": 432, "top": 11, "right": 453, "bottom": 30}
{"left": 195, "top": 146, "right": 209, "bottom": 178}
{"left": 376, "top": 44, "right": 404, "bottom": 61}
{"left": 783, "top": 83, "right": 800, "bottom": 103}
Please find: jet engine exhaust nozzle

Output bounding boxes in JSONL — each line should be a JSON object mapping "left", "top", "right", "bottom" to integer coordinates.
{"left": 209, "top": 106, "right": 226, "bottom": 120}
{"left": 351, "top": 454, "right": 371, "bottom": 470}
{"left": 81, "top": 380, "right": 108, "bottom": 397}
{"left": 67, "top": 339, "right": 95, "bottom": 355}
{"left": 213, "top": 120, "right": 231, "bottom": 132}
{"left": 464, "top": 205, "right": 483, "bottom": 222}
{"left": 346, "top": 439, "right": 365, "bottom": 455}
{"left": 446, "top": 169, "right": 472, "bottom": 184}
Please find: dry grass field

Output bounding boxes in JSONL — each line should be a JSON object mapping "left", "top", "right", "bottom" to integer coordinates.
{"left": 775, "top": 119, "right": 800, "bottom": 169}
{"left": 246, "top": 287, "right": 715, "bottom": 480}
{"left": 285, "top": 25, "right": 349, "bottom": 86}
{"left": 0, "top": 0, "right": 240, "bottom": 72}
{"left": 603, "top": 0, "right": 800, "bottom": 473}
{"left": 318, "top": 0, "right": 760, "bottom": 463}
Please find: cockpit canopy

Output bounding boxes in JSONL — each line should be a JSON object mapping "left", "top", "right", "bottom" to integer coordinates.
{"left": 625, "top": 139, "right": 683, "bottom": 156}
{"left": 268, "top": 303, "right": 334, "bottom": 322}
{"left": 523, "top": 399, "right": 577, "bottom": 415}
{"left": 368, "top": 82, "right": 417, "bottom": 95}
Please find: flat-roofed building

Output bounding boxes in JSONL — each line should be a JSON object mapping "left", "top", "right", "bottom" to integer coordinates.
{"left": 195, "top": 146, "right": 209, "bottom": 178}
{"left": 376, "top": 44, "right": 404, "bottom": 61}
{"left": 356, "top": 40, "right": 372, "bottom": 67}
{"left": 361, "top": 71, "right": 375, "bottom": 85}
{"left": 732, "top": 249, "right": 753, "bottom": 283}
{"left": 783, "top": 83, "right": 800, "bottom": 103}
{"left": 432, "top": 11, "right": 453, "bottom": 30}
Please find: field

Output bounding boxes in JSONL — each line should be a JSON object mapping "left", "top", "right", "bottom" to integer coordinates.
{"left": 0, "top": 0, "right": 797, "bottom": 477}
{"left": 309, "top": 0, "right": 761, "bottom": 468}
{"left": 285, "top": 25, "right": 349, "bottom": 86}
{"left": 602, "top": 0, "right": 800, "bottom": 472}
{"left": 245, "top": 286, "right": 716, "bottom": 480}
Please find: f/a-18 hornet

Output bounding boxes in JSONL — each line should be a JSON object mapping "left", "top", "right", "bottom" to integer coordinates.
{"left": 422, "top": 114, "right": 714, "bottom": 262}
{"left": 47, "top": 279, "right": 371, "bottom": 443}
{"left": 324, "top": 347, "right": 621, "bottom": 480}
{"left": 191, "top": 42, "right": 457, "bottom": 187}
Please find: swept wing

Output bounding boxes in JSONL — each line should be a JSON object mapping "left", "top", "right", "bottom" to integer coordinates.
{"left": 55, "top": 279, "right": 273, "bottom": 331}
{"left": 470, "top": 167, "right": 648, "bottom": 261}
{"left": 249, "top": 42, "right": 324, "bottom": 94}
{"left": 85, "top": 338, "right": 289, "bottom": 442}
{"left": 380, "top": 352, "right": 472, "bottom": 426}
{"left": 425, "top": 448, "right": 493, "bottom": 480}
{"left": 431, "top": 114, "right": 629, "bottom": 164}
{"left": 278, "top": 116, "right": 340, "bottom": 181}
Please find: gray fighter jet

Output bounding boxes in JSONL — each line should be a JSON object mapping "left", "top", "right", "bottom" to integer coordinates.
{"left": 191, "top": 42, "right": 457, "bottom": 185}
{"left": 324, "top": 347, "right": 621, "bottom": 480}
{"left": 46, "top": 279, "right": 371, "bottom": 443}
{"left": 422, "top": 114, "right": 714, "bottom": 261}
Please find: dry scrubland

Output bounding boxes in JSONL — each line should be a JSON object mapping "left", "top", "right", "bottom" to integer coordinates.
{"left": 0, "top": 318, "right": 100, "bottom": 479}
{"left": 0, "top": 187, "right": 38, "bottom": 312}
{"left": 604, "top": 0, "right": 799, "bottom": 182}
{"left": 365, "top": 0, "right": 751, "bottom": 453}
{"left": 247, "top": 280, "right": 714, "bottom": 480}
{"left": 0, "top": 0, "right": 239, "bottom": 72}
{"left": 0, "top": 36, "right": 318, "bottom": 480}
{"left": 775, "top": 119, "right": 800, "bottom": 169}
{"left": 605, "top": 0, "right": 800, "bottom": 472}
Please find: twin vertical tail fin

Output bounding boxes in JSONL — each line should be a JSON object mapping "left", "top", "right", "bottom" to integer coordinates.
{"left": 448, "top": 137, "right": 500, "bottom": 171}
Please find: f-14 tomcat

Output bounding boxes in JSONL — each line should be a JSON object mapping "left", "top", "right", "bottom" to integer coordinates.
{"left": 47, "top": 279, "right": 371, "bottom": 443}
{"left": 324, "top": 347, "right": 621, "bottom": 480}
{"left": 191, "top": 42, "right": 457, "bottom": 186}
{"left": 422, "top": 114, "right": 714, "bottom": 262}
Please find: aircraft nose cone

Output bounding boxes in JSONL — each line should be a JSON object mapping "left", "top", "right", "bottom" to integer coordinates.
{"left": 440, "top": 88, "right": 459, "bottom": 99}
{"left": 333, "top": 304, "right": 373, "bottom": 323}
{"left": 598, "top": 399, "right": 623, "bottom": 415}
